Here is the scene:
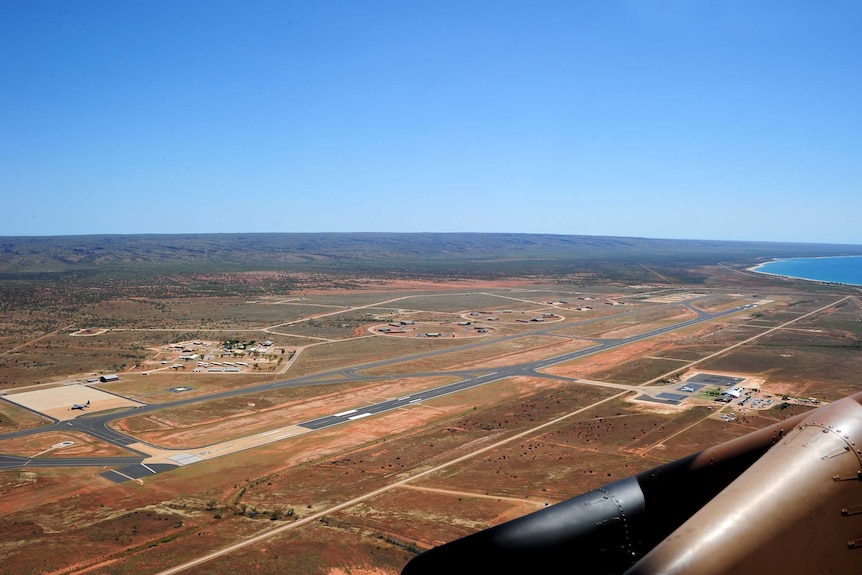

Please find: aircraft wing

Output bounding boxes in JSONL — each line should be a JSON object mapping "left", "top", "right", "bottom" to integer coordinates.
{"left": 402, "top": 392, "right": 862, "bottom": 575}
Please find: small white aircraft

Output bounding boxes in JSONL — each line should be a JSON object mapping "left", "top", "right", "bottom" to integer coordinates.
{"left": 70, "top": 400, "right": 90, "bottom": 410}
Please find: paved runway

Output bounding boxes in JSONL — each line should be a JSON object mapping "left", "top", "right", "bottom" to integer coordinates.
{"left": 0, "top": 300, "right": 754, "bottom": 480}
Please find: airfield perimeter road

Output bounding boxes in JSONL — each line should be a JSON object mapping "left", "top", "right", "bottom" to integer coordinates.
{"left": 150, "top": 297, "right": 854, "bottom": 575}
{"left": 0, "top": 298, "right": 761, "bottom": 473}
{"left": 153, "top": 388, "right": 641, "bottom": 575}
{"left": 298, "top": 302, "right": 757, "bottom": 430}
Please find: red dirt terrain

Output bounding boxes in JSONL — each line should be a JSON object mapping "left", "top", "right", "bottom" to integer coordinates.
{"left": 0, "top": 283, "right": 851, "bottom": 575}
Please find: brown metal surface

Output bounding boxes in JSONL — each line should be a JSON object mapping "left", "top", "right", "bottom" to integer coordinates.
{"left": 402, "top": 394, "right": 862, "bottom": 575}
{"left": 624, "top": 392, "right": 862, "bottom": 575}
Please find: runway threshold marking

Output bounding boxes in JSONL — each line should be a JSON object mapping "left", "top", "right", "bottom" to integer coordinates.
{"left": 152, "top": 389, "right": 632, "bottom": 575}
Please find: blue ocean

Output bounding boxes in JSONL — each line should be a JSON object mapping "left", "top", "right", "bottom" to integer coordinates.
{"left": 753, "top": 256, "right": 862, "bottom": 287}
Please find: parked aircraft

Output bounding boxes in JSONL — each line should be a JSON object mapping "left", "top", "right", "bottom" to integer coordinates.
{"left": 402, "top": 391, "right": 862, "bottom": 575}
{"left": 70, "top": 400, "right": 90, "bottom": 410}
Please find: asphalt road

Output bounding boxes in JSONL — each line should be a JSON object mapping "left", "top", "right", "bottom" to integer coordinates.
{"left": 0, "top": 299, "right": 753, "bottom": 474}
{"left": 300, "top": 303, "right": 754, "bottom": 431}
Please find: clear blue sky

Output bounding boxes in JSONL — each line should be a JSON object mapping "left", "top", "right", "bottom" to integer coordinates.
{"left": 2, "top": 1, "right": 860, "bottom": 243}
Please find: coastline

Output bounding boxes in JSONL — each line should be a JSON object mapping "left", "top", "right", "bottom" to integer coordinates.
{"left": 747, "top": 255, "right": 862, "bottom": 287}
